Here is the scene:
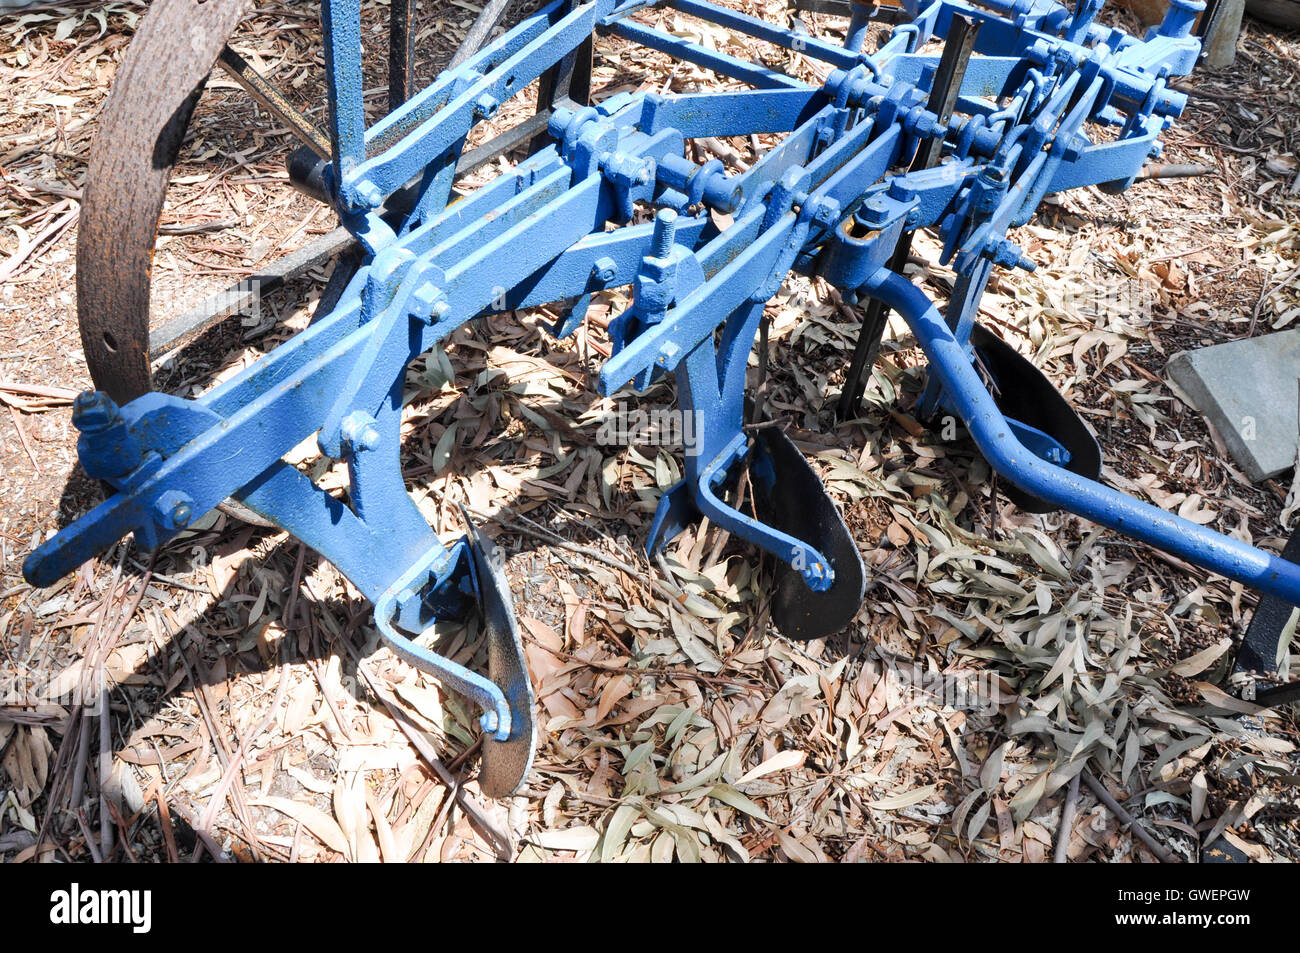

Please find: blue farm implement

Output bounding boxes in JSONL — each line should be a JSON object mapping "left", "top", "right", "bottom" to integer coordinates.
{"left": 29, "top": 0, "right": 1300, "bottom": 795}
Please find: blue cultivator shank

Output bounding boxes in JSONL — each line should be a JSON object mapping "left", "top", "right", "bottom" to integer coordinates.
{"left": 28, "top": 0, "right": 1300, "bottom": 794}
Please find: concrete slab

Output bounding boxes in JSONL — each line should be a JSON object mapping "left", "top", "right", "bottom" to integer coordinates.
{"left": 1167, "top": 329, "right": 1300, "bottom": 484}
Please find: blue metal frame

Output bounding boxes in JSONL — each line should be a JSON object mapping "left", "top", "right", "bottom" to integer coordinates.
{"left": 29, "top": 0, "right": 1300, "bottom": 748}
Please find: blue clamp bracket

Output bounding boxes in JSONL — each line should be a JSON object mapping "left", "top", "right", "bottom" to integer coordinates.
{"left": 694, "top": 434, "right": 835, "bottom": 592}
{"left": 372, "top": 541, "right": 512, "bottom": 742}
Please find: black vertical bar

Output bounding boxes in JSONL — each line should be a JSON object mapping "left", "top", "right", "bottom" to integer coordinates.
{"left": 217, "top": 46, "right": 333, "bottom": 158}
{"left": 569, "top": 36, "right": 594, "bottom": 106}
{"left": 836, "top": 15, "right": 979, "bottom": 420}
{"left": 1194, "top": 0, "right": 1226, "bottom": 63}
{"left": 1196, "top": 0, "right": 1225, "bottom": 37}
{"left": 389, "top": 0, "right": 415, "bottom": 113}
{"left": 1235, "top": 526, "right": 1300, "bottom": 680}
{"left": 530, "top": 63, "right": 562, "bottom": 155}
{"left": 912, "top": 15, "right": 979, "bottom": 172}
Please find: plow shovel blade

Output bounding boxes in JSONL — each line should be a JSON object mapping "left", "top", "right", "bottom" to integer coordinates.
{"left": 750, "top": 423, "right": 867, "bottom": 641}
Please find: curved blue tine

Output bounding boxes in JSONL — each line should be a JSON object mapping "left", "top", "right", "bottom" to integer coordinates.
{"left": 692, "top": 433, "right": 837, "bottom": 592}
{"left": 372, "top": 544, "right": 513, "bottom": 742}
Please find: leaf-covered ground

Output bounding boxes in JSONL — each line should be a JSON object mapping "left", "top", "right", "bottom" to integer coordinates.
{"left": 1, "top": 0, "right": 1298, "bottom": 863}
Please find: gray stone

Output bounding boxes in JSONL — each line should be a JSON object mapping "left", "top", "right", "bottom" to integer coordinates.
{"left": 1167, "top": 330, "right": 1300, "bottom": 483}
{"left": 1203, "top": 0, "right": 1245, "bottom": 69}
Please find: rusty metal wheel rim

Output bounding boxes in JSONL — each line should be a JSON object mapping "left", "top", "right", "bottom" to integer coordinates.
{"left": 76, "top": 0, "right": 257, "bottom": 404}
{"left": 74, "top": 0, "right": 426, "bottom": 404}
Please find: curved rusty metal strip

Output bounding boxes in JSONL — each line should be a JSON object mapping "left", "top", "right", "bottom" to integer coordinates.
{"left": 76, "top": 0, "right": 255, "bottom": 404}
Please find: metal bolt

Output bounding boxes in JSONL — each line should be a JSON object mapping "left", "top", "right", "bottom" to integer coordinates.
{"left": 74, "top": 390, "right": 145, "bottom": 481}
{"left": 72, "top": 391, "right": 120, "bottom": 434}
{"left": 340, "top": 411, "right": 381, "bottom": 453}
{"left": 354, "top": 181, "right": 384, "bottom": 210}
{"left": 412, "top": 282, "right": 438, "bottom": 314}
{"left": 474, "top": 93, "right": 498, "bottom": 119}
{"left": 154, "top": 491, "right": 195, "bottom": 531}
{"left": 860, "top": 194, "right": 891, "bottom": 227}
{"left": 480, "top": 710, "right": 499, "bottom": 734}
{"left": 811, "top": 197, "right": 840, "bottom": 227}
{"left": 651, "top": 208, "right": 678, "bottom": 259}
{"left": 411, "top": 283, "right": 450, "bottom": 324}
{"left": 887, "top": 180, "right": 916, "bottom": 203}
{"left": 906, "top": 105, "right": 943, "bottom": 140}
{"left": 592, "top": 257, "right": 617, "bottom": 284}
{"left": 800, "top": 557, "right": 834, "bottom": 592}
{"left": 547, "top": 105, "right": 575, "bottom": 141}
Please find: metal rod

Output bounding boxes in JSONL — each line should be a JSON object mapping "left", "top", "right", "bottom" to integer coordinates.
{"left": 837, "top": 15, "right": 978, "bottom": 419}
{"left": 1136, "top": 162, "right": 1215, "bottom": 180}
{"left": 868, "top": 267, "right": 1300, "bottom": 609}
{"left": 389, "top": 0, "right": 416, "bottom": 112}
{"left": 844, "top": 0, "right": 875, "bottom": 52}
{"left": 913, "top": 14, "right": 980, "bottom": 172}
{"left": 216, "top": 46, "right": 332, "bottom": 159}
{"left": 835, "top": 240, "right": 909, "bottom": 419}
{"left": 450, "top": 0, "right": 514, "bottom": 70}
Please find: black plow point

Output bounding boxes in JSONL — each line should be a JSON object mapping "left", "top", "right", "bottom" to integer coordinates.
{"left": 1233, "top": 526, "right": 1300, "bottom": 707}
{"left": 969, "top": 322, "right": 1102, "bottom": 514}
{"left": 749, "top": 421, "right": 867, "bottom": 641}
{"left": 460, "top": 505, "right": 537, "bottom": 798}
